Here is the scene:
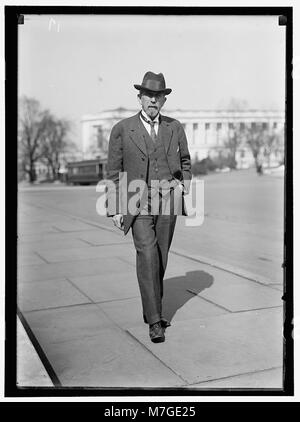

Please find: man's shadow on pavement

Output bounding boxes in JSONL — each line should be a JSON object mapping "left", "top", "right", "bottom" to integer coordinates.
{"left": 162, "top": 270, "right": 214, "bottom": 323}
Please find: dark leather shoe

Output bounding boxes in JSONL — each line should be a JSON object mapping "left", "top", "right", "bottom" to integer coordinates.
{"left": 161, "top": 318, "right": 171, "bottom": 328}
{"left": 144, "top": 315, "right": 171, "bottom": 328}
{"left": 149, "top": 322, "right": 165, "bottom": 343}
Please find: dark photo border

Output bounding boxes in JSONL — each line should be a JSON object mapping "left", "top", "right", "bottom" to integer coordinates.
{"left": 5, "top": 5, "right": 293, "bottom": 398}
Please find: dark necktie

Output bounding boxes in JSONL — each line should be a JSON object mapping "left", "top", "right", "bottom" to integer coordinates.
{"left": 149, "top": 121, "right": 157, "bottom": 142}
{"left": 140, "top": 112, "right": 157, "bottom": 142}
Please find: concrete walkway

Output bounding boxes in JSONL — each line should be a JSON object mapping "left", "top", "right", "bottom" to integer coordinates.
{"left": 17, "top": 199, "right": 283, "bottom": 389}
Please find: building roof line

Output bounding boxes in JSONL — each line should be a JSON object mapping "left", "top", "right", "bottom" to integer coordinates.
{"left": 101, "top": 107, "right": 284, "bottom": 113}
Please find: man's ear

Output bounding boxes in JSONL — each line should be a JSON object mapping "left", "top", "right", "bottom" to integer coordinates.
{"left": 137, "top": 94, "right": 142, "bottom": 105}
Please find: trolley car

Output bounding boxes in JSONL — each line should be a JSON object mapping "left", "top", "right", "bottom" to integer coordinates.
{"left": 66, "top": 158, "right": 107, "bottom": 185}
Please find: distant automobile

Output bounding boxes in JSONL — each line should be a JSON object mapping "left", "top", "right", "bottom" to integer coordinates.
{"left": 66, "top": 158, "right": 107, "bottom": 185}
{"left": 264, "top": 165, "right": 284, "bottom": 177}
{"left": 215, "top": 167, "right": 231, "bottom": 173}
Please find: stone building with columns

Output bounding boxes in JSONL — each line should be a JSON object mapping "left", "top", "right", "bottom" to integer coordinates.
{"left": 80, "top": 108, "right": 285, "bottom": 169}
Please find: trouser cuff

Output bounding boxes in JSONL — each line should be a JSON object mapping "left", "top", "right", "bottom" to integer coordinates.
{"left": 146, "top": 314, "right": 161, "bottom": 325}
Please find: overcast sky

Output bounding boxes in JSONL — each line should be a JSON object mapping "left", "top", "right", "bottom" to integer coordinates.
{"left": 18, "top": 14, "right": 286, "bottom": 143}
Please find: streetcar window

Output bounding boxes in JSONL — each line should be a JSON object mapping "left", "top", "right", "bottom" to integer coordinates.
{"left": 78, "top": 165, "right": 95, "bottom": 174}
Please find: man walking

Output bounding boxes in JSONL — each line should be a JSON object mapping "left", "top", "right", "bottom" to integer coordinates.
{"left": 106, "top": 71, "right": 191, "bottom": 343}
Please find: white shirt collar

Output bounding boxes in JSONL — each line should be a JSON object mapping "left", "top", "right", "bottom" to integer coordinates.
{"left": 141, "top": 109, "right": 160, "bottom": 124}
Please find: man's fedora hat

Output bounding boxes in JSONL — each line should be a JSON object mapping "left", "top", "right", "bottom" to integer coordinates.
{"left": 134, "top": 71, "right": 172, "bottom": 95}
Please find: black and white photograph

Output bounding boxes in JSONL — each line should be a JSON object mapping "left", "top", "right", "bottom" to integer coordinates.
{"left": 4, "top": 6, "right": 294, "bottom": 397}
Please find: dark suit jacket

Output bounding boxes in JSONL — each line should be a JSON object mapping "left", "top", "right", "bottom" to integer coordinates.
{"left": 106, "top": 112, "right": 192, "bottom": 234}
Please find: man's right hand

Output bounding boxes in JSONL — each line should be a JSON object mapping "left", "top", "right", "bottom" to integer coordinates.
{"left": 112, "top": 214, "right": 124, "bottom": 231}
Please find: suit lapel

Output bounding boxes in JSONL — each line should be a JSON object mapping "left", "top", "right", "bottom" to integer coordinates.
{"left": 159, "top": 116, "right": 173, "bottom": 154}
{"left": 129, "top": 113, "right": 147, "bottom": 156}
{"left": 128, "top": 113, "right": 173, "bottom": 155}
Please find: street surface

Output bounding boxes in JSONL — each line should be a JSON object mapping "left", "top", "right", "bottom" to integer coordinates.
{"left": 19, "top": 168, "right": 284, "bottom": 285}
{"left": 17, "top": 168, "right": 284, "bottom": 388}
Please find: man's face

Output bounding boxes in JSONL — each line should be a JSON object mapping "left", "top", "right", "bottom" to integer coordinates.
{"left": 138, "top": 90, "right": 166, "bottom": 119}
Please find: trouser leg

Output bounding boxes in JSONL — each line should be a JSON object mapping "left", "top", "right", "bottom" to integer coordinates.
{"left": 155, "top": 214, "right": 177, "bottom": 298}
{"left": 156, "top": 187, "right": 178, "bottom": 298}
{"left": 131, "top": 215, "right": 161, "bottom": 325}
{"left": 131, "top": 212, "right": 177, "bottom": 325}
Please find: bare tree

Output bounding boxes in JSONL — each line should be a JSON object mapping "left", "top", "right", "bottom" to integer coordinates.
{"left": 221, "top": 98, "right": 250, "bottom": 169}
{"left": 217, "top": 97, "right": 249, "bottom": 111}
{"left": 40, "top": 113, "right": 71, "bottom": 180}
{"left": 262, "top": 127, "right": 284, "bottom": 167}
{"left": 18, "top": 96, "right": 48, "bottom": 182}
{"left": 223, "top": 124, "right": 244, "bottom": 169}
{"left": 244, "top": 124, "right": 267, "bottom": 173}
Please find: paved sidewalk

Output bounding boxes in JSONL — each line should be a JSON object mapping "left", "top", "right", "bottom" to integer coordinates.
{"left": 17, "top": 200, "right": 283, "bottom": 389}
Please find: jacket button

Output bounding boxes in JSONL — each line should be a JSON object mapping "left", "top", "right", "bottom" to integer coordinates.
{"left": 140, "top": 174, "right": 144, "bottom": 178}
{"left": 141, "top": 157, "right": 145, "bottom": 161}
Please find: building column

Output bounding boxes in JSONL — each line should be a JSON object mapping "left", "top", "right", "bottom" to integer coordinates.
{"left": 81, "top": 121, "right": 92, "bottom": 156}
{"left": 185, "top": 122, "right": 194, "bottom": 146}
{"left": 197, "top": 122, "right": 205, "bottom": 146}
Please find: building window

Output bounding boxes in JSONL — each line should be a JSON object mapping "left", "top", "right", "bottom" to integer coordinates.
{"left": 182, "top": 123, "right": 186, "bottom": 130}
{"left": 229, "top": 123, "right": 234, "bottom": 129}
{"left": 192, "top": 123, "right": 198, "bottom": 144}
{"left": 240, "top": 122, "right": 245, "bottom": 130}
{"left": 251, "top": 122, "right": 256, "bottom": 129}
{"left": 273, "top": 122, "right": 278, "bottom": 129}
{"left": 217, "top": 123, "right": 222, "bottom": 130}
{"left": 205, "top": 123, "right": 210, "bottom": 130}
{"left": 96, "top": 126, "right": 104, "bottom": 149}
{"left": 262, "top": 122, "right": 268, "bottom": 130}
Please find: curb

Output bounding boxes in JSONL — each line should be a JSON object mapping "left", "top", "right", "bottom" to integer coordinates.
{"left": 170, "top": 248, "right": 281, "bottom": 289}
{"left": 17, "top": 313, "right": 56, "bottom": 387}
